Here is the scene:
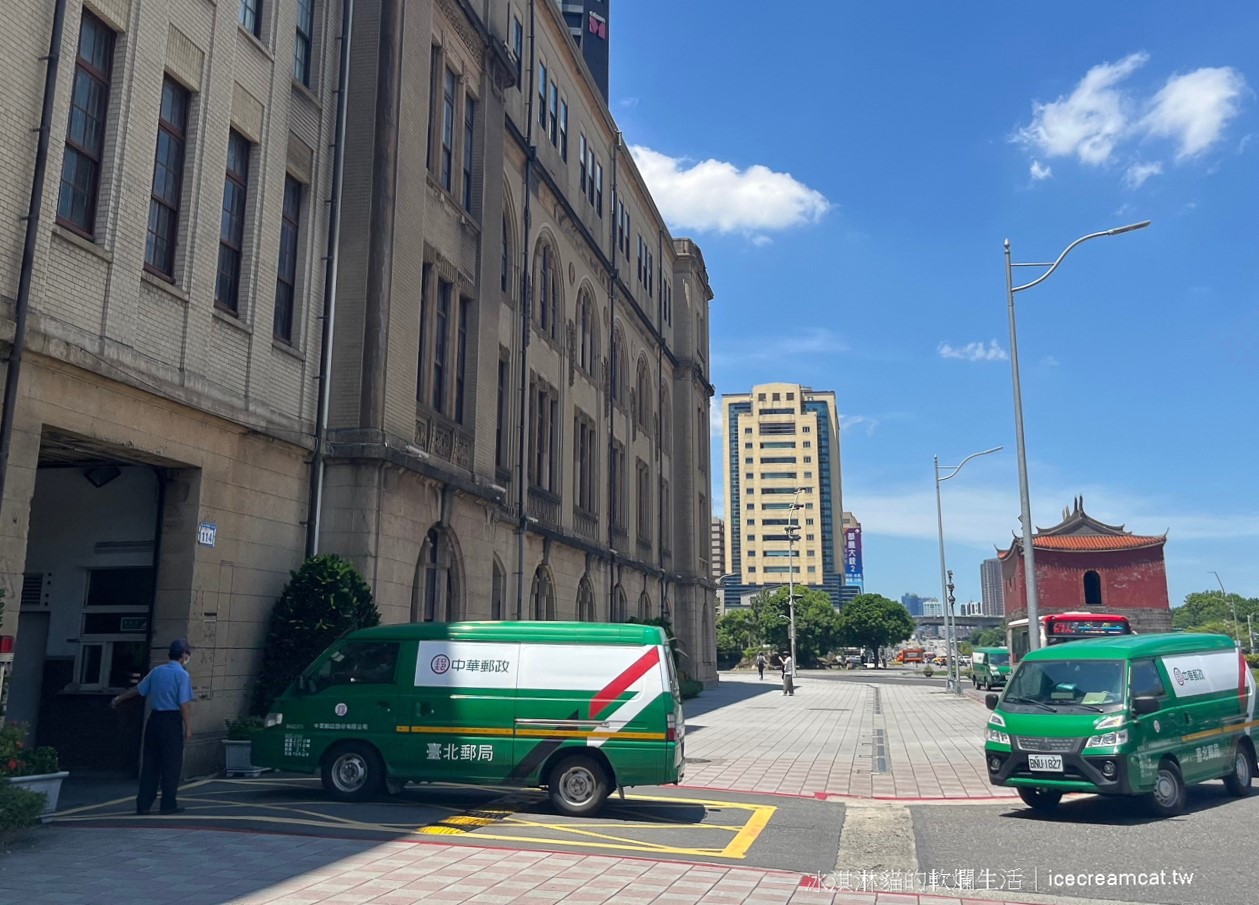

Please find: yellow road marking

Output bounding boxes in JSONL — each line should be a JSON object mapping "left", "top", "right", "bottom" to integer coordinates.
{"left": 50, "top": 779, "right": 216, "bottom": 818}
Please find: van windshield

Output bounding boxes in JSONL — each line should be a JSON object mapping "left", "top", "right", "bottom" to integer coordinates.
{"left": 988, "top": 651, "right": 1010, "bottom": 666}
{"left": 1004, "top": 659, "right": 1124, "bottom": 711}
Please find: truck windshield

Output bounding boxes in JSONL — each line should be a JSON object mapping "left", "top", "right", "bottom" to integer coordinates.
{"left": 1004, "top": 659, "right": 1124, "bottom": 710}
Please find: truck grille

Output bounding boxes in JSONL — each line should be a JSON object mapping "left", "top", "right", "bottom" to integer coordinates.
{"left": 1015, "top": 736, "right": 1078, "bottom": 753}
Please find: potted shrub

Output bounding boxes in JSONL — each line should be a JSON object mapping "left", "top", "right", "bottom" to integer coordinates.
{"left": 223, "top": 716, "right": 267, "bottom": 777}
{"left": 0, "top": 723, "right": 67, "bottom": 819}
{"left": 0, "top": 782, "right": 46, "bottom": 844}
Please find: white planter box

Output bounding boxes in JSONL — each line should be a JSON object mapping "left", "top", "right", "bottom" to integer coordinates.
{"left": 9, "top": 771, "right": 70, "bottom": 820}
{"left": 222, "top": 739, "right": 267, "bottom": 777}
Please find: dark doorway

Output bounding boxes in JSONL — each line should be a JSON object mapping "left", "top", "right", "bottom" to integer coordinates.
{"left": 1084, "top": 570, "right": 1103, "bottom": 607}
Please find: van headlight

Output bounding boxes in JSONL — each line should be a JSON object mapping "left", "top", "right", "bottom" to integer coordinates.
{"left": 988, "top": 712, "right": 1006, "bottom": 728}
{"left": 1093, "top": 714, "right": 1126, "bottom": 731}
{"left": 1085, "top": 729, "right": 1128, "bottom": 748}
{"left": 264, "top": 712, "right": 283, "bottom": 728}
{"left": 986, "top": 727, "right": 1011, "bottom": 745}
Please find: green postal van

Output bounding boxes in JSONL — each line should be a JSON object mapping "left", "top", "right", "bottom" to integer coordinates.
{"left": 971, "top": 647, "right": 1011, "bottom": 690}
{"left": 251, "top": 621, "right": 685, "bottom": 816}
{"left": 984, "top": 633, "right": 1257, "bottom": 817}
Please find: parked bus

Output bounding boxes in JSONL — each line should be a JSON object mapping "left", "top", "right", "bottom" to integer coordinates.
{"left": 1007, "top": 611, "right": 1133, "bottom": 664}
{"left": 895, "top": 647, "right": 926, "bottom": 664}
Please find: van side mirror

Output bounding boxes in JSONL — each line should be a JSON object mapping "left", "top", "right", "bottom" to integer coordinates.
{"left": 985, "top": 693, "right": 999, "bottom": 711}
{"left": 1132, "top": 695, "right": 1160, "bottom": 715}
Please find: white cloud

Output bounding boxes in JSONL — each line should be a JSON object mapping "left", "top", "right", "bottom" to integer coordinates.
{"left": 1029, "top": 159, "right": 1053, "bottom": 181}
{"left": 938, "top": 340, "right": 1009, "bottom": 362}
{"left": 1143, "top": 67, "right": 1247, "bottom": 160}
{"left": 629, "top": 145, "right": 831, "bottom": 234}
{"left": 1016, "top": 52, "right": 1148, "bottom": 166}
{"left": 710, "top": 405, "right": 722, "bottom": 438}
{"left": 713, "top": 327, "right": 849, "bottom": 367}
{"left": 840, "top": 414, "right": 880, "bottom": 436}
{"left": 1124, "top": 161, "right": 1163, "bottom": 188}
{"left": 750, "top": 235, "right": 773, "bottom": 247}
{"left": 619, "top": 97, "right": 640, "bottom": 109}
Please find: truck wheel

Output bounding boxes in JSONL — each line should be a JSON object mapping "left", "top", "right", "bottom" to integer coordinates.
{"left": 548, "top": 753, "right": 609, "bottom": 817}
{"left": 1017, "top": 787, "right": 1062, "bottom": 812}
{"left": 1223, "top": 743, "right": 1253, "bottom": 797}
{"left": 1148, "top": 760, "right": 1186, "bottom": 818}
{"left": 321, "top": 743, "right": 385, "bottom": 801}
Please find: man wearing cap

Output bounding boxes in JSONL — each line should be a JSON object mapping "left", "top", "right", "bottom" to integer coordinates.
{"left": 111, "top": 639, "right": 195, "bottom": 815}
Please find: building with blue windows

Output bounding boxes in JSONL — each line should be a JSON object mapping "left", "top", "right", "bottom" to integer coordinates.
{"left": 720, "top": 383, "right": 846, "bottom": 609}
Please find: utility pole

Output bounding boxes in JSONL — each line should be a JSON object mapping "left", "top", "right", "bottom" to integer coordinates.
{"left": 785, "top": 490, "right": 801, "bottom": 673}
{"left": 1248, "top": 614, "right": 1255, "bottom": 657}
{"left": 1210, "top": 571, "right": 1240, "bottom": 648}
{"left": 947, "top": 571, "right": 960, "bottom": 695}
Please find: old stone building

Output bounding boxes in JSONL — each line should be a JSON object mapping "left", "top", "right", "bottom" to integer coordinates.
{"left": 0, "top": 0, "right": 715, "bottom": 777}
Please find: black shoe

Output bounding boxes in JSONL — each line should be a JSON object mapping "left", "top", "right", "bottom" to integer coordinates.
{"left": 158, "top": 806, "right": 186, "bottom": 815}
{"left": 136, "top": 809, "right": 151, "bottom": 816}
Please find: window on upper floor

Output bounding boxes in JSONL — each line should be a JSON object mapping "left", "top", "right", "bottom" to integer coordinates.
{"left": 547, "top": 82, "right": 558, "bottom": 145}
{"left": 294, "top": 0, "right": 314, "bottom": 86}
{"left": 574, "top": 412, "right": 598, "bottom": 514}
{"left": 495, "top": 349, "right": 511, "bottom": 470}
{"left": 533, "top": 241, "right": 560, "bottom": 341}
{"left": 440, "top": 67, "right": 456, "bottom": 192}
{"left": 579, "top": 133, "right": 587, "bottom": 193}
{"left": 462, "top": 93, "right": 476, "bottom": 212}
{"left": 636, "top": 459, "right": 651, "bottom": 543}
{"left": 273, "top": 175, "right": 303, "bottom": 344}
{"left": 58, "top": 11, "right": 115, "bottom": 239}
{"left": 145, "top": 76, "right": 190, "bottom": 280}
{"left": 239, "top": 0, "right": 262, "bottom": 37}
{"left": 635, "top": 357, "right": 651, "bottom": 429}
{"left": 537, "top": 62, "right": 547, "bottom": 129}
{"left": 559, "top": 98, "right": 568, "bottom": 160}
{"left": 577, "top": 290, "right": 598, "bottom": 374}
{"left": 529, "top": 378, "right": 559, "bottom": 492}
{"left": 215, "top": 131, "right": 251, "bottom": 315}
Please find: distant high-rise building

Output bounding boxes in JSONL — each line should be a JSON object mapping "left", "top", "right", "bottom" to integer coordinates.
{"left": 980, "top": 558, "right": 1005, "bottom": 617}
{"left": 561, "top": 1, "right": 610, "bottom": 100}
{"left": 921, "top": 597, "right": 943, "bottom": 617}
{"left": 722, "top": 382, "right": 845, "bottom": 608}
{"left": 711, "top": 517, "right": 727, "bottom": 580}
{"left": 902, "top": 593, "right": 925, "bottom": 617}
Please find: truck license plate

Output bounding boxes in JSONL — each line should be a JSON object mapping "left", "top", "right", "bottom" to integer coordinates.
{"left": 1028, "top": 754, "right": 1063, "bottom": 772}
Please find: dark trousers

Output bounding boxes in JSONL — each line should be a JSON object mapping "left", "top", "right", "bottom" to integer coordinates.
{"left": 137, "top": 710, "right": 184, "bottom": 813}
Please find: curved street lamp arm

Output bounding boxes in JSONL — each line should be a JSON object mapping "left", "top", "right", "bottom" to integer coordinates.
{"left": 1010, "top": 221, "right": 1151, "bottom": 294}
{"left": 937, "top": 446, "right": 1004, "bottom": 483}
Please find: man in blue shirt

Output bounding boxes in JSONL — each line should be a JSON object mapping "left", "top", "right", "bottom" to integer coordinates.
{"left": 111, "top": 639, "right": 195, "bottom": 815}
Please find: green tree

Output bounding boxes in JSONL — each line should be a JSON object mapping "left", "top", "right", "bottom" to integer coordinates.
{"left": 836, "top": 594, "right": 915, "bottom": 666}
{"left": 251, "top": 554, "right": 380, "bottom": 715}
{"left": 1174, "top": 591, "right": 1259, "bottom": 634}
{"left": 972, "top": 627, "right": 1006, "bottom": 648}
{"left": 763, "top": 587, "right": 842, "bottom": 667}
{"left": 716, "top": 608, "right": 759, "bottom": 660}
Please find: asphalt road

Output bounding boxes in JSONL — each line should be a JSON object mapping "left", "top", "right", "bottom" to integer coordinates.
{"left": 913, "top": 782, "right": 1259, "bottom": 905}
{"left": 52, "top": 774, "right": 845, "bottom": 874}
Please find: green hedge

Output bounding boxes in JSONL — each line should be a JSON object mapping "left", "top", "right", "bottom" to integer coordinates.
{"left": 681, "top": 679, "right": 704, "bottom": 700}
{"left": 0, "top": 782, "right": 46, "bottom": 844}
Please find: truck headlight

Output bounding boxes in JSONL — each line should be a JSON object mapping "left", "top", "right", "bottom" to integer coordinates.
{"left": 1085, "top": 729, "right": 1128, "bottom": 748}
{"left": 264, "top": 712, "right": 283, "bottom": 728}
{"left": 986, "top": 727, "right": 1010, "bottom": 745}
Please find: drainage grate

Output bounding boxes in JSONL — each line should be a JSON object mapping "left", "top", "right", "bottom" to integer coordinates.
{"left": 872, "top": 728, "right": 888, "bottom": 773}
{"left": 871, "top": 687, "right": 882, "bottom": 715}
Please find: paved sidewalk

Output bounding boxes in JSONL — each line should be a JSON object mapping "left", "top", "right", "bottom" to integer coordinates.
{"left": 0, "top": 826, "right": 1043, "bottom": 905}
{"left": 681, "top": 672, "right": 1016, "bottom": 800}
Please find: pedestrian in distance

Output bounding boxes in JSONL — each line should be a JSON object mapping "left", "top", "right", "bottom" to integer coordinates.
{"left": 755, "top": 652, "right": 766, "bottom": 680}
{"left": 780, "top": 651, "right": 795, "bottom": 696}
{"left": 111, "top": 639, "right": 195, "bottom": 815}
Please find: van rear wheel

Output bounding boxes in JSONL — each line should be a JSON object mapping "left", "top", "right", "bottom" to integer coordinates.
{"left": 322, "top": 743, "right": 385, "bottom": 801}
{"left": 1017, "top": 787, "right": 1062, "bottom": 812}
{"left": 548, "top": 753, "right": 609, "bottom": 817}
{"left": 1224, "top": 743, "right": 1253, "bottom": 797}
{"left": 1148, "top": 760, "right": 1186, "bottom": 818}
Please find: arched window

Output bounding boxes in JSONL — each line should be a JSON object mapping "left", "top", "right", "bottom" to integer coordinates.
{"left": 612, "top": 585, "right": 628, "bottom": 622}
{"left": 1083, "top": 570, "right": 1103, "bottom": 607}
{"left": 533, "top": 241, "right": 560, "bottom": 341}
{"left": 635, "top": 356, "right": 651, "bottom": 429}
{"left": 530, "top": 565, "right": 555, "bottom": 621}
{"left": 492, "top": 558, "right": 506, "bottom": 620}
{"left": 638, "top": 591, "right": 651, "bottom": 621}
{"left": 577, "top": 576, "right": 595, "bottom": 622}
{"left": 412, "top": 526, "right": 462, "bottom": 622}
{"left": 577, "top": 290, "right": 598, "bottom": 373}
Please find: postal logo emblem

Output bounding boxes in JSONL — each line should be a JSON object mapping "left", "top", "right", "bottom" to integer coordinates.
{"left": 431, "top": 654, "right": 451, "bottom": 675}
{"left": 334, "top": 703, "right": 348, "bottom": 717}
{"left": 1174, "top": 668, "right": 1184, "bottom": 686}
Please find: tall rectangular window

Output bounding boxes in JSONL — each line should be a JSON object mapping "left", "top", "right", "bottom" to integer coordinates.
{"left": 440, "top": 68, "right": 456, "bottom": 191}
{"left": 454, "top": 297, "right": 469, "bottom": 422}
{"left": 433, "top": 280, "right": 451, "bottom": 412}
{"left": 462, "top": 94, "right": 475, "bottom": 212}
{"left": 537, "top": 63, "right": 547, "bottom": 129}
{"left": 594, "top": 163, "right": 603, "bottom": 216}
{"left": 496, "top": 354, "right": 509, "bottom": 468}
{"left": 239, "top": 0, "right": 261, "bottom": 37}
{"left": 547, "top": 82, "right": 558, "bottom": 145}
{"left": 417, "top": 264, "right": 431, "bottom": 401}
{"left": 579, "top": 134, "right": 587, "bottom": 192}
{"left": 500, "top": 218, "right": 510, "bottom": 293}
{"left": 274, "top": 176, "right": 302, "bottom": 343}
{"left": 57, "top": 12, "right": 115, "bottom": 237}
{"left": 512, "top": 17, "right": 523, "bottom": 88}
{"left": 559, "top": 99, "right": 568, "bottom": 161}
{"left": 586, "top": 147, "right": 595, "bottom": 204}
{"left": 145, "top": 77, "right": 189, "bottom": 279}
{"left": 294, "top": 0, "right": 314, "bottom": 86}
{"left": 636, "top": 460, "right": 650, "bottom": 542}
{"left": 215, "top": 131, "right": 251, "bottom": 314}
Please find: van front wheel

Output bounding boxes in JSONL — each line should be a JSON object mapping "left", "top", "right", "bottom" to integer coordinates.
{"left": 1223, "top": 743, "right": 1253, "bottom": 797}
{"left": 1017, "top": 787, "right": 1062, "bottom": 812}
{"left": 1148, "top": 761, "right": 1186, "bottom": 818}
{"left": 548, "top": 753, "right": 609, "bottom": 817}
{"left": 322, "top": 743, "right": 385, "bottom": 801}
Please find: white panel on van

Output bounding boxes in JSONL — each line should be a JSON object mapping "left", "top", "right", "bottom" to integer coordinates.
{"left": 517, "top": 643, "right": 658, "bottom": 693}
{"left": 1160, "top": 650, "right": 1245, "bottom": 699}
{"left": 414, "top": 641, "right": 520, "bottom": 688}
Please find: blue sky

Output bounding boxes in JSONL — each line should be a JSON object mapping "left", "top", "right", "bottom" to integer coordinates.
{"left": 610, "top": 2, "right": 1258, "bottom": 610}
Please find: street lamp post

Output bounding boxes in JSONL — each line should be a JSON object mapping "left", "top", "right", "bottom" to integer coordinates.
{"left": 1209, "top": 571, "right": 1241, "bottom": 648}
{"left": 935, "top": 446, "right": 1002, "bottom": 695}
{"left": 785, "top": 489, "right": 803, "bottom": 675}
{"left": 1005, "top": 220, "right": 1150, "bottom": 650}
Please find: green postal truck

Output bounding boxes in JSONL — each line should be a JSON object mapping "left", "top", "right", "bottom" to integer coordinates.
{"left": 971, "top": 647, "right": 1011, "bottom": 690}
{"left": 984, "top": 633, "right": 1257, "bottom": 817}
{"left": 252, "top": 621, "right": 686, "bottom": 816}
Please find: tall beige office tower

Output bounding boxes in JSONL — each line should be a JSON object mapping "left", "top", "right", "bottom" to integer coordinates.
{"left": 721, "top": 383, "right": 844, "bottom": 608}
